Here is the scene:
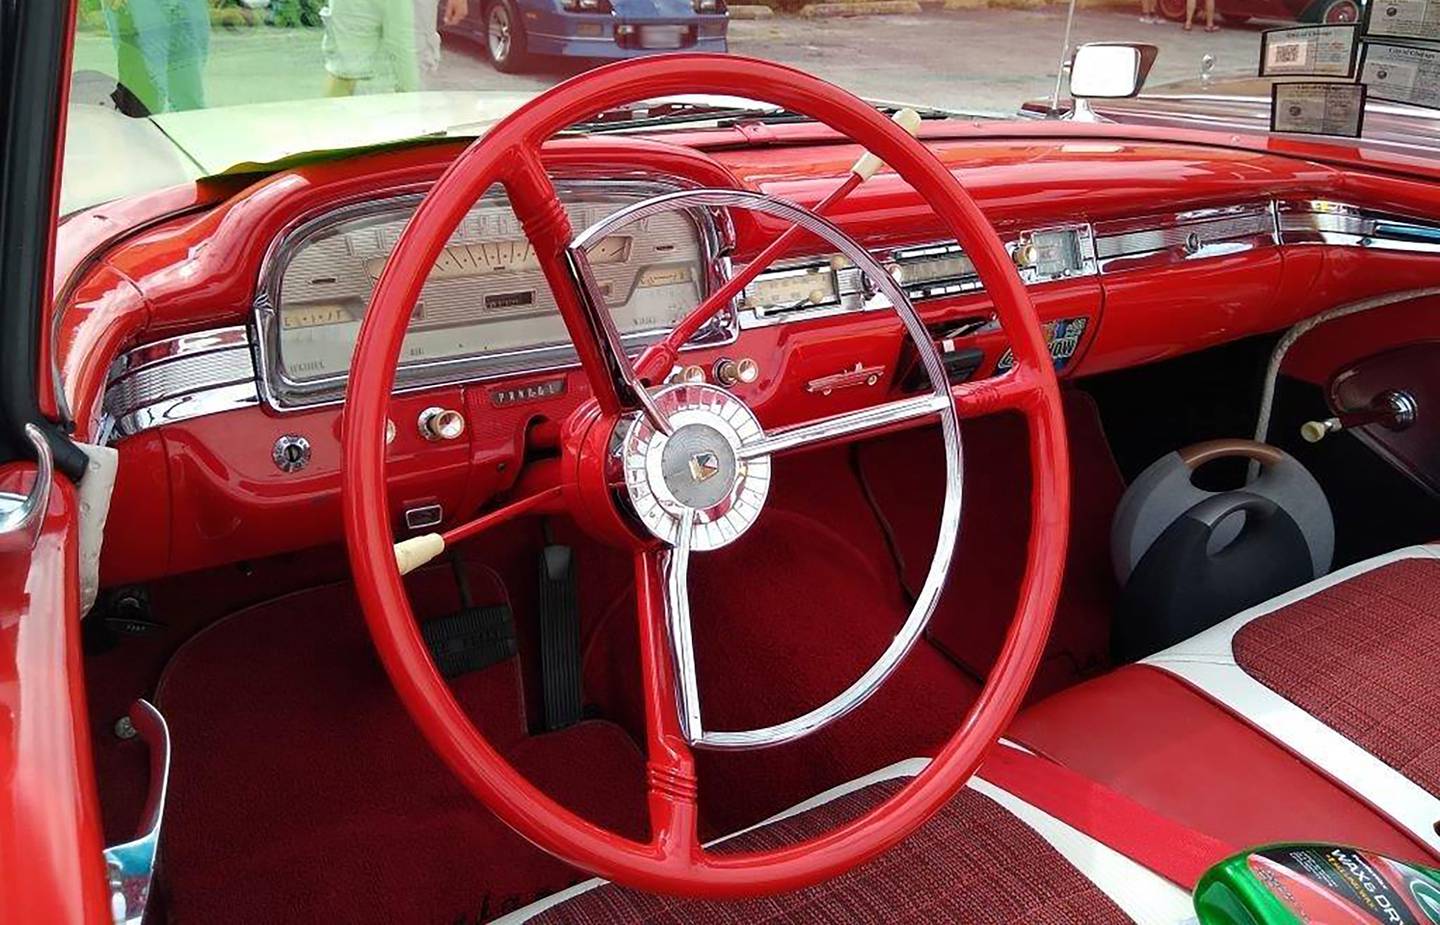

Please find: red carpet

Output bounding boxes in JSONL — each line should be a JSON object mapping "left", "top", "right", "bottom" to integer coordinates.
{"left": 856, "top": 390, "right": 1123, "bottom": 701}
{"left": 152, "top": 564, "right": 647, "bottom": 924}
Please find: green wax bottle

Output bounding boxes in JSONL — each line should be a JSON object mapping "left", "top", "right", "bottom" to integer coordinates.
{"left": 1195, "top": 843, "right": 1440, "bottom": 925}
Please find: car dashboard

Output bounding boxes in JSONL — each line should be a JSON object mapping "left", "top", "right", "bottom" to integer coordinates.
{"left": 54, "top": 124, "right": 1440, "bottom": 583}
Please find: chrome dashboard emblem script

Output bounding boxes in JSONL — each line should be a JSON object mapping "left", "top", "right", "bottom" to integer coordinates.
{"left": 620, "top": 383, "right": 771, "bottom": 551}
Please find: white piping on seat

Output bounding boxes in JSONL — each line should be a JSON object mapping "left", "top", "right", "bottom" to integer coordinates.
{"left": 1144, "top": 544, "right": 1440, "bottom": 856}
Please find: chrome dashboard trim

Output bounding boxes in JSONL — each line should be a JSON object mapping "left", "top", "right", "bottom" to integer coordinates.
{"left": 1277, "top": 200, "right": 1440, "bottom": 253}
{"left": 98, "top": 195, "right": 1440, "bottom": 441}
{"left": 253, "top": 178, "right": 737, "bottom": 411}
{"left": 1092, "top": 202, "right": 1279, "bottom": 272}
{"left": 101, "top": 326, "right": 259, "bottom": 443}
{"left": 737, "top": 222, "right": 1098, "bottom": 330}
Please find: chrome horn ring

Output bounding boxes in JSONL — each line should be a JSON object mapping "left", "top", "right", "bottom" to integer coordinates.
{"left": 569, "top": 189, "right": 963, "bottom": 750}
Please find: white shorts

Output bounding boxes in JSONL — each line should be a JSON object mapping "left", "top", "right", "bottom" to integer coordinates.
{"left": 321, "top": 0, "right": 441, "bottom": 91}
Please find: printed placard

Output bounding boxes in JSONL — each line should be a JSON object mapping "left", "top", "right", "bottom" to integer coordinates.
{"left": 1363, "top": 0, "right": 1440, "bottom": 41}
{"left": 1361, "top": 41, "right": 1440, "bottom": 108}
{"left": 1261, "top": 25, "right": 1361, "bottom": 77}
{"left": 1270, "top": 82, "right": 1367, "bottom": 137}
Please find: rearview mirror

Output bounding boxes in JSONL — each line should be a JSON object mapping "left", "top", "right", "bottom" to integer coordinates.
{"left": 1069, "top": 43, "right": 1159, "bottom": 99}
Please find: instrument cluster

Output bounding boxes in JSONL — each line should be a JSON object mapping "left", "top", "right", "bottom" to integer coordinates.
{"left": 254, "top": 179, "right": 733, "bottom": 409}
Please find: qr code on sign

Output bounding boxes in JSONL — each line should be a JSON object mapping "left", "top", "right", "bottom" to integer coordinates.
{"left": 1272, "top": 42, "right": 1306, "bottom": 65}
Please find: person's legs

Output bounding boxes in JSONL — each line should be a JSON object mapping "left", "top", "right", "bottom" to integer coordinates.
{"left": 1184, "top": 0, "right": 1196, "bottom": 27}
{"left": 1205, "top": 0, "right": 1217, "bottom": 28}
{"left": 104, "top": 0, "right": 167, "bottom": 114}
{"left": 162, "top": 0, "right": 210, "bottom": 112}
{"left": 384, "top": 0, "right": 441, "bottom": 93}
{"left": 322, "top": 0, "right": 385, "bottom": 95}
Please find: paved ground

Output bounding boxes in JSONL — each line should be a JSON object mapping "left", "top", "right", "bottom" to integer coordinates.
{"left": 73, "top": 8, "right": 1268, "bottom": 117}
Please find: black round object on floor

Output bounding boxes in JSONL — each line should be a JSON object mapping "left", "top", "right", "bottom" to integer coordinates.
{"left": 1114, "top": 492, "right": 1315, "bottom": 662}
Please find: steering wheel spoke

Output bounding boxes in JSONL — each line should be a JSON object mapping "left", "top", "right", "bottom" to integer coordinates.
{"left": 635, "top": 543, "right": 702, "bottom": 854}
{"left": 506, "top": 147, "right": 669, "bottom": 428}
{"left": 951, "top": 368, "right": 1039, "bottom": 419}
{"left": 737, "top": 393, "right": 951, "bottom": 461}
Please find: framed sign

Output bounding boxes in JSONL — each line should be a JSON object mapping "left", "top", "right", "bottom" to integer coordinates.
{"left": 1363, "top": 0, "right": 1440, "bottom": 41}
{"left": 1360, "top": 40, "right": 1440, "bottom": 108}
{"left": 1270, "top": 82, "right": 1367, "bottom": 137}
{"left": 1261, "top": 25, "right": 1361, "bottom": 77}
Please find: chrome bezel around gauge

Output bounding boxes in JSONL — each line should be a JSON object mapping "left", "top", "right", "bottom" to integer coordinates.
{"left": 252, "top": 177, "right": 738, "bottom": 412}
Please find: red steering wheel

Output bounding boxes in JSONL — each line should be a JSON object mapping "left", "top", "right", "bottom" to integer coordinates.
{"left": 342, "top": 54, "right": 1070, "bottom": 899}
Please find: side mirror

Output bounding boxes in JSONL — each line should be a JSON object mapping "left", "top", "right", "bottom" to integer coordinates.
{"left": 1069, "top": 43, "right": 1159, "bottom": 100}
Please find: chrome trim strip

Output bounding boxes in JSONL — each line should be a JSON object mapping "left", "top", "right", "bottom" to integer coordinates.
{"left": 1093, "top": 202, "right": 1278, "bottom": 271}
{"left": 0, "top": 424, "right": 54, "bottom": 553}
{"left": 104, "top": 700, "right": 170, "bottom": 925}
{"left": 737, "top": 222, "right": 1097, "bottom": 330}
{"left": 1277, "top": 199, "right": 1440, "bottom": 254}
{"left": 109, "top": 383, "right": 262, "bottom": 443}
{"left": 102, "top": 326, "right": 258, "bottom": 442}
{"left": 99, "top": 196, "right": 1440, "bottom": 440}
{"left": 253, "top": 178, "right": 737, "bottom": 411}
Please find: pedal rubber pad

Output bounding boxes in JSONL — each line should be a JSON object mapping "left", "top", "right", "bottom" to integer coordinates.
{"left": 420, "top": 605, "right": 517, "bottom": 679}
{"left": 539, "top": 545, "right": 583, "bottom": 730}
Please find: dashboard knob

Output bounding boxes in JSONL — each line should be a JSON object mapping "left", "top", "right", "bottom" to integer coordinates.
{"left": 418, "top": 407, "right": 466, "bottom": 442}
{"left": 680, "top": 365, "right": 708, "bottom": 384}
{"left": 1012, "top": 242, "right": 1039, "bottom": 268}
{"left": 714, "top": 357, "right": 759, "bottom": 387}
{"left": 272, "top": 434, "right": 311, "bottom": 473}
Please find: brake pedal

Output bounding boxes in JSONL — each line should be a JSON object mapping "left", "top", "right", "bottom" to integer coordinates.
{"left": 538, "top": 545, "right": 582, "bottom": 731}
{"left": 420, "top": 557, "right": 517, "bottom": 678}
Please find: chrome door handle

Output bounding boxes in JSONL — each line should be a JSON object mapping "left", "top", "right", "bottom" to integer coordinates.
{"left": 0, "top": 424, "right": 54, "bottom": 553}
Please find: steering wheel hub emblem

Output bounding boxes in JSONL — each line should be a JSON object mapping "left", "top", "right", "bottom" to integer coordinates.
{"left": 620, "top": 383, "right": 771, "bottom": 550}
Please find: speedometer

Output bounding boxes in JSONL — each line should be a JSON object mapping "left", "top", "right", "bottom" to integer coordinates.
{"left": 256, "top": 181, "right": 734, "bottom": 409}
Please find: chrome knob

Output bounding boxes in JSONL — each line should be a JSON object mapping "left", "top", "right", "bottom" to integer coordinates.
{"left": 272, "top": 434, "right": 311, "bottom": 472}
{"left": 418, "top": 407, "right": 466, "bottom": 442}
{"left": 714, "top": 357, "right": 759, "bottom": 387}
{"left": 385, "top": 419, "right": 397, "bottom": 445}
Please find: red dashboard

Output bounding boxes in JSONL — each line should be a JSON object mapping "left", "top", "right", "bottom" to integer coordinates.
{"left": 49, "top": 123, "right": 1440, "bottom": 584}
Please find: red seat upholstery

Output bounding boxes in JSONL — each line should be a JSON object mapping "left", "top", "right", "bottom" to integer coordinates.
{"left": 1013, "top": 546, "right": 1440, "bottom": 867}
{"left": 499, "top": 758, "right": 1195, "bottom": 924}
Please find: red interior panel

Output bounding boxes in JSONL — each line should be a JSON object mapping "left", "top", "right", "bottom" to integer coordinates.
{"left": 1010, "top": 664, "right": 1439, "bottom": 865}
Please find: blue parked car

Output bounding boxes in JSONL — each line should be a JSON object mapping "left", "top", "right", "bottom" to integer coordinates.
{"left": 441, "top": 0, "right": 729, "bottom": 73}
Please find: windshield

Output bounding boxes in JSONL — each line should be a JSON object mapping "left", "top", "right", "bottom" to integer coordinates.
{"left": 63, "top": 0, "right": 1439, "bottom": 212}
